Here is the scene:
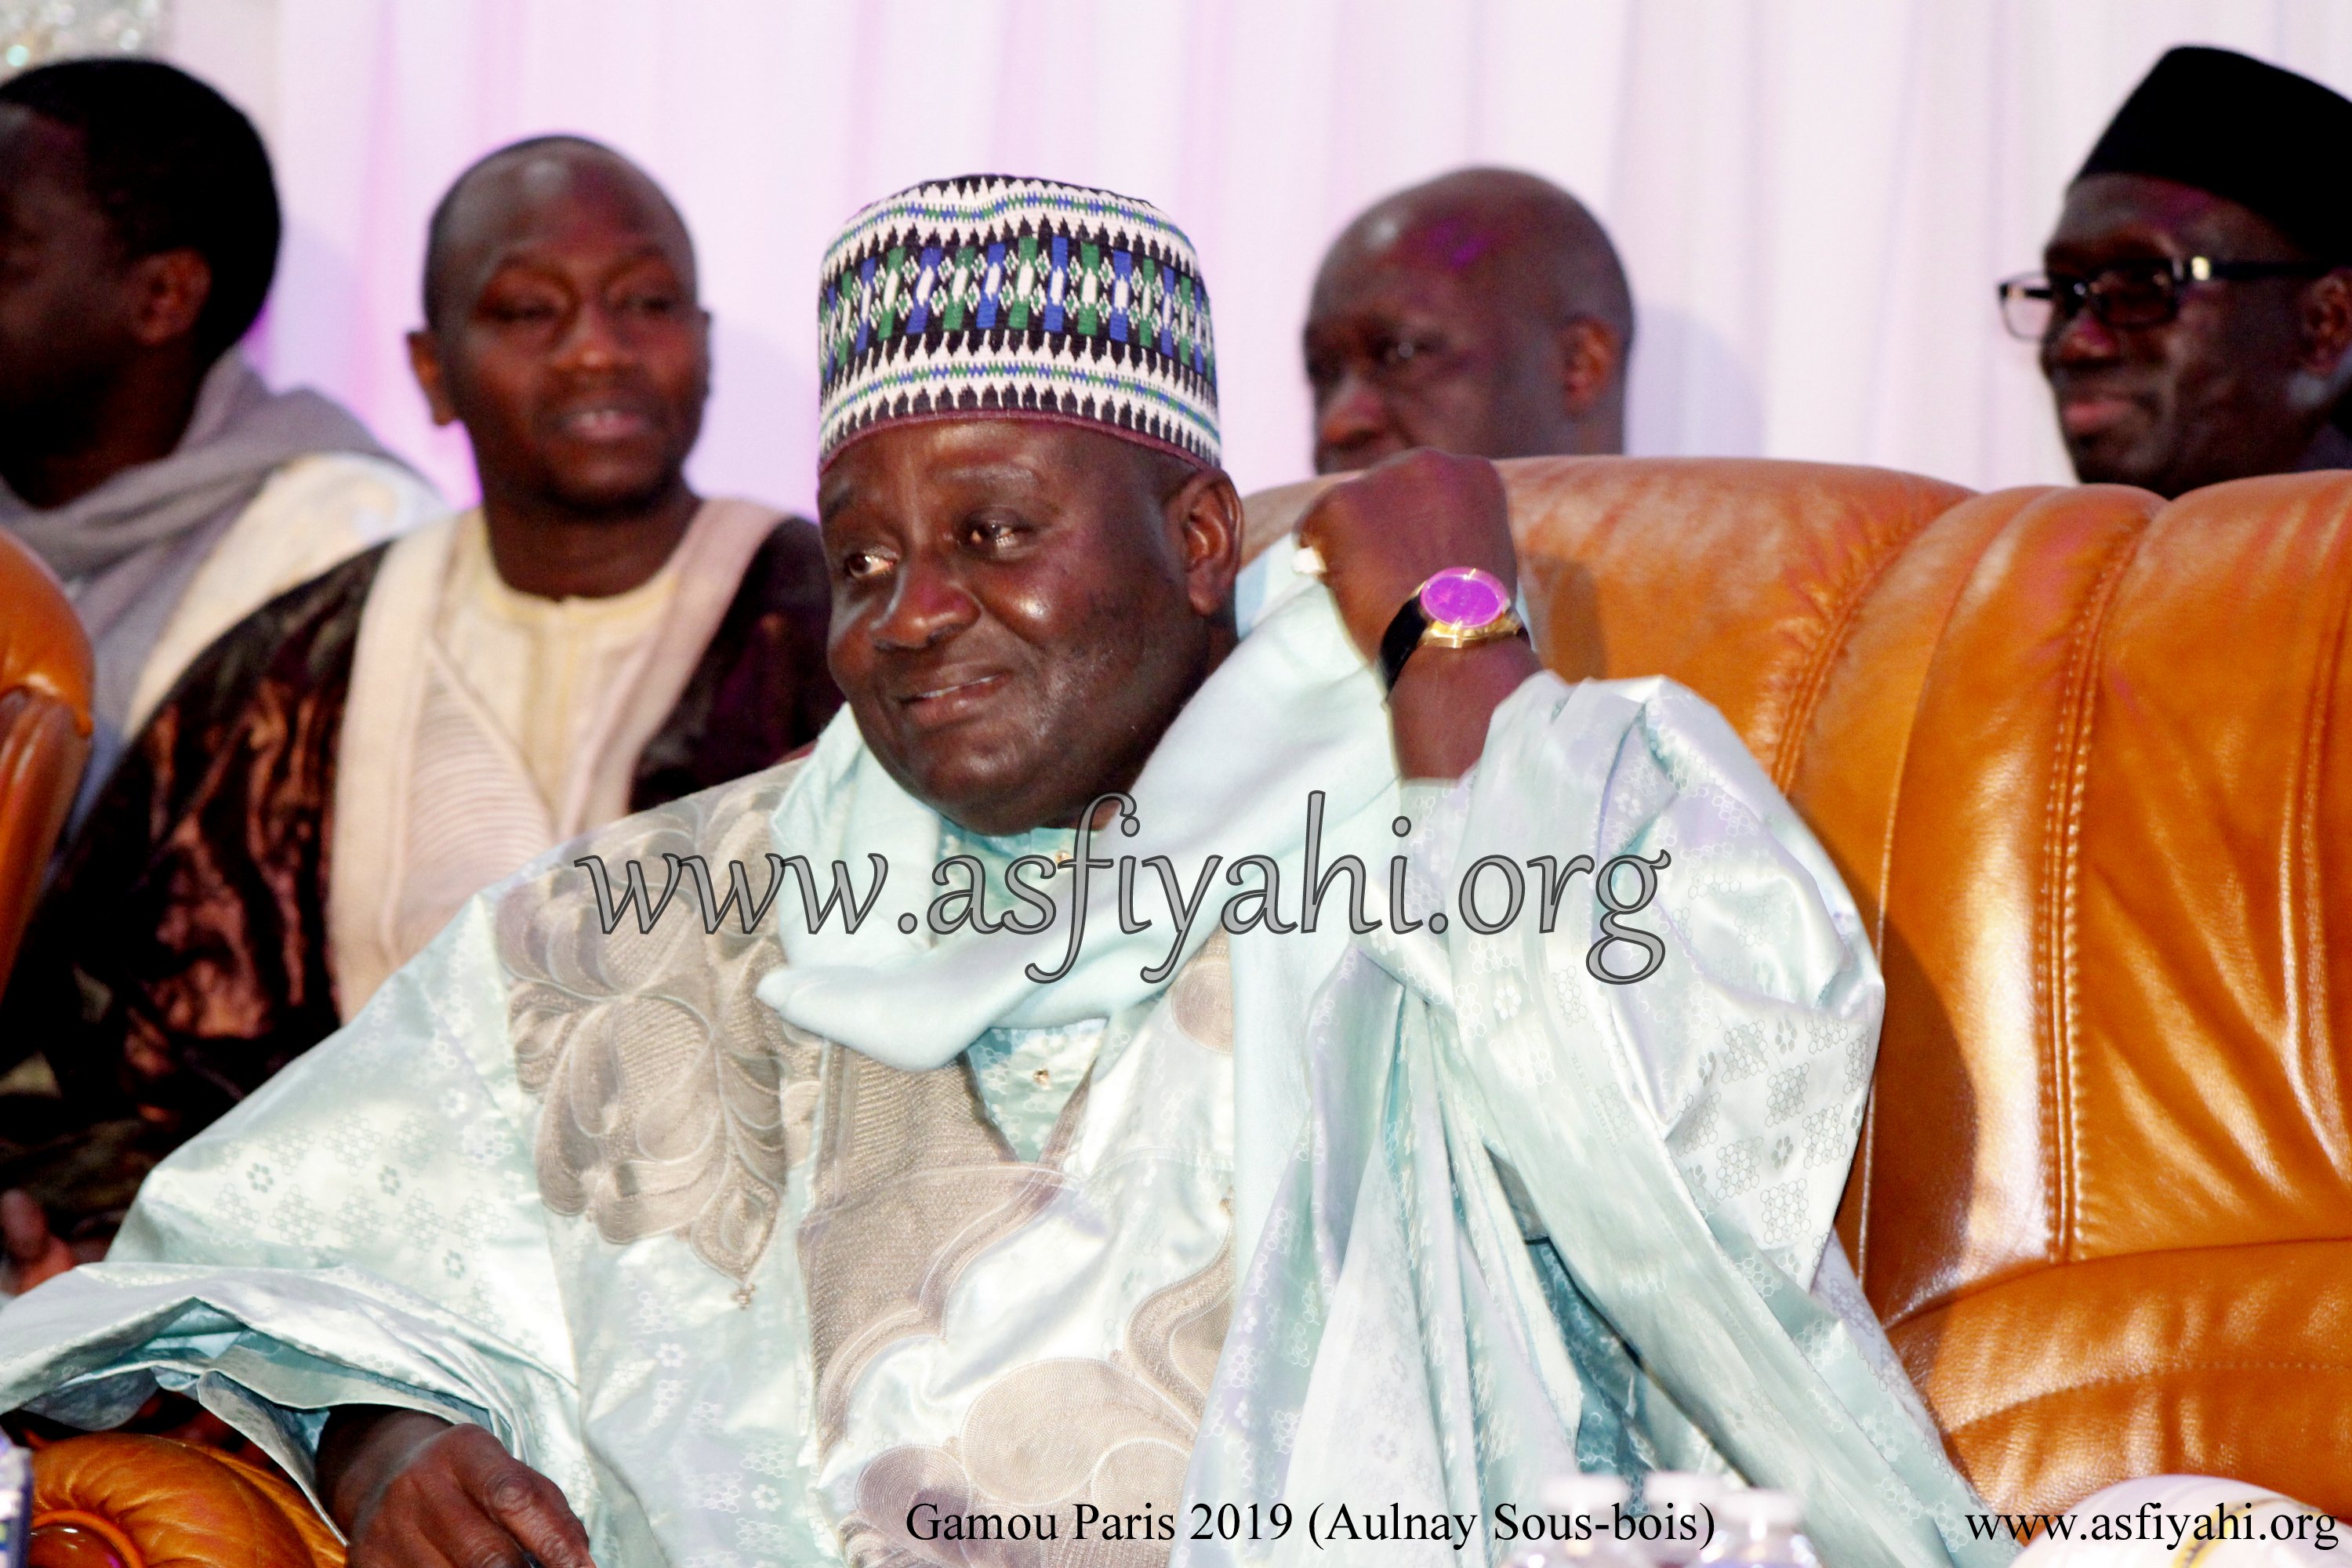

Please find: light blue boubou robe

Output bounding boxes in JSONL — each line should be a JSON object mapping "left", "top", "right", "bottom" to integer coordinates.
{"left": 0, "top": 573, "right": 2009, "bottom": 1568}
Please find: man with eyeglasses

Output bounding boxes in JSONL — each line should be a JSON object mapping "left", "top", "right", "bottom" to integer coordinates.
{"left": 1999, "top": 46, "right": 2352, "bottom": 499}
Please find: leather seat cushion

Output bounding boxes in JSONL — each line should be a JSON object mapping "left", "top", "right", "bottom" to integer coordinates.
{"left": 1888, "top": 1239, "right": 2352, "bottom": 1515}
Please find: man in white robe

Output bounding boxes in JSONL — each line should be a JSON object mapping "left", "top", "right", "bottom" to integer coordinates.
{"left": 0, "top": 176, "right": 2002, "bottom": 1568}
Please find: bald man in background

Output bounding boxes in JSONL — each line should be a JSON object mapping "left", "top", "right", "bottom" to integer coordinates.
{"left": 1305, "top": 167, "right": 1633, "bottom": 474}
{"left": 0, "top": 135, "right": 838, "bottom": 1265}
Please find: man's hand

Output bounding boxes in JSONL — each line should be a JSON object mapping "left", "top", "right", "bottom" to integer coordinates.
{"left": 318, "top": 1406, "right": 595, "bottom": 1568}
{"left": 1295, "top": 448, "right": 1541, "bottom": 779}
{"left": 0, "top": 1190, "right": 75, "bottom": 1294}
{"left": 1294, "top": 448, "right": 1519, "bottom": 661}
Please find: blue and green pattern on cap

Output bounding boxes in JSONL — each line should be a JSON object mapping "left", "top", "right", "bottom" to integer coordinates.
{"left": 818, "top": 175, "right": 1219, "bottom": 469}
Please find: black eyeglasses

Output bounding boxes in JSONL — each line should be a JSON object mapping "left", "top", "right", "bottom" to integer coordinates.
{"left": 1997, "top": 256, "right": 2334, "bottom": 340}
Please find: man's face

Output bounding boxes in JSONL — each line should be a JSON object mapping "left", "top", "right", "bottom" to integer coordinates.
{"left": 416, "top": 158, "right": 708, "bottom": 517}
{"left": 0, "top": 109, "right": 138, "bottom": 424}
{"left": 2041, "top": 173, "right": 2337, "bottom": 496}
{"left": 820, "top": 419, "right": 1235, "bottom": 837}
{"left": 1303, "top": 220, "right": 1563, "bottom": 474}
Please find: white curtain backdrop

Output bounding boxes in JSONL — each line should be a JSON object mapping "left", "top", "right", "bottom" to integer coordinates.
{"left": 167, "top": 0, "right": 2352, "bottom": 515}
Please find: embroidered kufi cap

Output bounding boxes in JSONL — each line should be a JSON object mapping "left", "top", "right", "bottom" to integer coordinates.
{"left": 2078, "top": 46, "right": 2352, "bottom": 262}
{"left": 817, "top": 174, "right": 1219, "bottom": 470}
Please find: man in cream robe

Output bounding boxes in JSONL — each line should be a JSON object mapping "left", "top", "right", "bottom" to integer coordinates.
{"left": 0, "top": 176, "right": 2001, "bottom": 1568}
{"left": 0, "top": 139, "right": 836, "bottom": 1248}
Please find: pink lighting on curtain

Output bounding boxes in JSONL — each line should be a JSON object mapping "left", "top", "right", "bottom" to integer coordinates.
{"left": 222, "top": 1, "right": 2352, "bottom": 516}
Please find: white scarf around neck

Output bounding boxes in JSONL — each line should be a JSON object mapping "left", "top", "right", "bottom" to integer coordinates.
{"left": 759, "top": 574, "right": 1402, "bottom": 1069}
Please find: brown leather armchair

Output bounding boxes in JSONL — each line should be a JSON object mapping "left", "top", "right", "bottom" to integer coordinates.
{"left": 0, "top": 529, "right": 91, "bottom": 990}
{"left": 24, "top": 457, "right": 2352, "bottom": 1554}
{"left": 1798, "top": 471, "right": 2352, "bottom": 1515}
{"left": 1252, "top": 458, "right": 2352, "bottom": 1512}
{"left": 1479, "top": 459, "right": 2351, "bottom": 1514}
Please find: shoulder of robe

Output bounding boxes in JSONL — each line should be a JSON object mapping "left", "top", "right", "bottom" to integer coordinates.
{"left": 155, "top": 543, "right": 391, "bottom": 743}
{"left": 56, "top": 543, "right": 388, "bottom": 894}
{"left": 627, "top": 518, "right": 841, "bottom": 811}
{"left": 253, "top": 450, "right": 445, "bottom": 522}
{"left": 490, "top": 758, "right": 820, "bottom": 1286}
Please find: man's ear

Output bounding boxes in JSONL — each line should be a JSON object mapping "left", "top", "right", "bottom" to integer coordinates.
{"left": 1171, "top": 465, "right": 1243, "bottom": 619}
{"left": 407, "top": 328, "right": 461, "bottom": 426}
{"left": 1555, "top": 316, "right": 1623, "bottom": 418}
{"left": 125, "top": 249, "right": 212, "bottom": 350}
{"left": 2302, "top": 269, "right": 2352, "bottom": 387}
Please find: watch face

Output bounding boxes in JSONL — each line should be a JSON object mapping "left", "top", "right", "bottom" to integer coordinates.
{"left": 1419, "top": 567, "right": 1512, "bottom": 630}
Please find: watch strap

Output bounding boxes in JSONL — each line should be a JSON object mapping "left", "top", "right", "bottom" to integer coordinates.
{"left": 1377, "top": 590, "right": 1530, "bottom": 691}
{"left": 1378, "top": 594, "right": 1432, "bottom": 691}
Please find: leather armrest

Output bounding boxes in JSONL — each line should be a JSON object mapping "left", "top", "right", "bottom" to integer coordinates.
{"left": 30, "top": 1433, "right": 343, "bottom": 1568}
{"left": 0, "top": 688, "right": 89, "bottom": 987}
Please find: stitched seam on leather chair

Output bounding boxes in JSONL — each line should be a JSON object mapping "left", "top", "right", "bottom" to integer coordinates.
{"left": 2285, "top": 511, "right": 2352, "bottom": 1163}
{"left": 2038, "top": 531, "right": 2142, "bottom": 1265}
{"left": 1860, "top": 496, "right": 2038, "bottom": 961}
{"left": 1844, "top": 490, "right": 2045, "bottom": 1290}
{"left": 1767, "top": 488, "right": 1938, "bottom": 795}
{"left": 1945, "top": 1359, "right": 2352, "bottom": 1433}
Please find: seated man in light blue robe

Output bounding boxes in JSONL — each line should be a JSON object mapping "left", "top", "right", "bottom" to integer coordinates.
{"left": 0, "top": 177, "right": 2006, "bottom": 1568}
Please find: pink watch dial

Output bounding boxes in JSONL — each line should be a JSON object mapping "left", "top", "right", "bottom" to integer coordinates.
{"left": 1418, "top": 567, "right": 1512, "bottom": 630}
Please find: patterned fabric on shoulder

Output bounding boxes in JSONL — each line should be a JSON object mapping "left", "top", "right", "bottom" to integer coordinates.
{"left": 497, "top": 761, "right": 820, "bottom": 1287}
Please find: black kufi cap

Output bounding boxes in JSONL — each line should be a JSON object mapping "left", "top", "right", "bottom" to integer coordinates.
{"left": 2078, "top": 45, "right": 2352, "bottom": 262}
